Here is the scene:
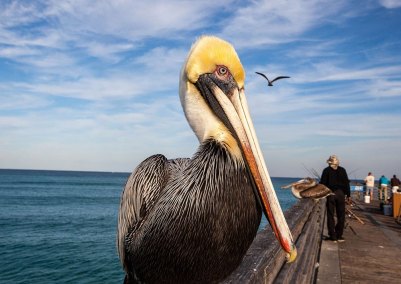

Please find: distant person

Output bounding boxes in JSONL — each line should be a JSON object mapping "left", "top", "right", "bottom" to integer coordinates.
{"left": 391, "top": 175, "right": 401, "bottom": 193}
{"left": 364, "top": 172, "right": 375, "bottom": 200}
{"left": 320, "top": 155, "right": 350, "bottom": 243}
{"left": 378, "top": 175, "right": 389, "bottom": 201}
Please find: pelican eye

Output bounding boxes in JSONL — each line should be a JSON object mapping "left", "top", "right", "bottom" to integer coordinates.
{"left": 215, "top": 65, "right": 231, "bottom": 81}
{"left": 218, "top": 66, "right": 227, "bottom": 75}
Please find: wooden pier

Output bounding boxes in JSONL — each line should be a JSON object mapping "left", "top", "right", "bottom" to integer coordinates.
{"left": 223, "top": 197, "right": 401, "bottom": 283}
{"left": 317, "top": 198, "right": 401, "bottom": 284}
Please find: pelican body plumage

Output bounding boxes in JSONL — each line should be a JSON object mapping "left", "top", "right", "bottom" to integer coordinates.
{"left": 117, "top": 36, "right": 298, "bottom": 284}
{"left": 282, "top": 177, "right": 333, "bottom": 200}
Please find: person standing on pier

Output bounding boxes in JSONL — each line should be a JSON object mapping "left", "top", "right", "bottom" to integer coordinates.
{"left": 320, "top": 155, "right": 351, "bottom": 242}
{"left": 364, "top": 172, "right": 375, "bottom": 200}
{"left": 378, "top": 175, "right": 389, "bottom": 201}
{"left": 391, "top": 174, "right": 400, "bottom": 193}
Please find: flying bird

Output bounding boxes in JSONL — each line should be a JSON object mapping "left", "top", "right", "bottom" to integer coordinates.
{"left": 117, "top": 36, "right": 323, "bottom": 284}
{"left": 255, "top": 71, "right": 290, "bottom": 86}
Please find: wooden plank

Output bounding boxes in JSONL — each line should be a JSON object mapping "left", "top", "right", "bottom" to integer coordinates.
{"left": 275, "top": 199, "right": 325, "bottom": 283}
{"left": 223, "top": 199, "right": 325, "bottom": 283}
{"left": 338, "top": 199, "right": 401, "bottom": 283}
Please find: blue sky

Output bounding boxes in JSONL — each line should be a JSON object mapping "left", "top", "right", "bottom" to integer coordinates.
{"left": 1, "top": 0, "right": 401, "bottom": 179}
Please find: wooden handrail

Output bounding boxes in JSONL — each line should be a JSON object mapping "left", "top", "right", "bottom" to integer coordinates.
{"left": 223, "top": 199, "right": 326, "bottom": 283}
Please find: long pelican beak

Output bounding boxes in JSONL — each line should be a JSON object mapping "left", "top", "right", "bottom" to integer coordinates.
{"left": 195, "top": 74, "right": 297, "bottom": 263}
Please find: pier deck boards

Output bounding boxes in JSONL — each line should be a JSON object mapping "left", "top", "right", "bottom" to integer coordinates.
{"left": 317, "top": 198, "right": 401, "bottom": 283}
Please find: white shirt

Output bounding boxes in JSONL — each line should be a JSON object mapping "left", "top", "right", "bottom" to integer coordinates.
{"left": 365, "top": 175, "right": 375, "bottom": 187}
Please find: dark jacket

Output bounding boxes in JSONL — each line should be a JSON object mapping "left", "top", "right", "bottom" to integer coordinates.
{"left": 320, "top": 166, "right": 350, "bottom": 197}
{"left": 391, "top": 177, "right": 401, "bottom": 187}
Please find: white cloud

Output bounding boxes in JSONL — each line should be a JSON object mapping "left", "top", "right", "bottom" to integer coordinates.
{"left": 0, "top": 0, "right": 232, "bottom": 66}
{"left": 220, "top": 0, "right": 350, "bottom": 48}
{"left": 316, "top": 65, "right": 401, "bottom": 82}
{"left": 378, "top": 0, "right": 401, "bottom": 8}
{"left": 0, "top": 92, "right": 196, "bottom": 172}
{"left": 11, "top": 70, "right": 176, "bottom": 101}
{"left": 0, "top": 93, "right": 51, "bottom": 110}
{"left": 46, "top": 0, "right": 219, "bottom": 37}
{"left": 0, "top": 45, "right": 40, "bottom": 58}
{"left": 0, "top": 1, "right": 43, "bottom": 29}
{"left": 2, "top": 45, "right": 185, "bottom": 101}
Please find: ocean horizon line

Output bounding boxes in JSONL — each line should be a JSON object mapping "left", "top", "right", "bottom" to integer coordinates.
{"left": 0, "top": 167, "right": 304, "bottom": 179}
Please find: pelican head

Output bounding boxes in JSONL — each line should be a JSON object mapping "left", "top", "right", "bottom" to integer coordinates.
{"left": 179, "top": 36, "right": 296, "bottom": 262}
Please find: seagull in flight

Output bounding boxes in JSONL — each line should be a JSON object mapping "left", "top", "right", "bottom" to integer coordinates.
{"left": 255, "top": 72, "right": 290, "bottom": 86}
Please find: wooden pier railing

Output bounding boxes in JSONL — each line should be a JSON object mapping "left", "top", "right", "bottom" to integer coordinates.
{"left": 223, "top": 199, "right": 326, "bottom": 284}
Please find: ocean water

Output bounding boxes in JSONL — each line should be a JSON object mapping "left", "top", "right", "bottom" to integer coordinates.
{"left": 0, "top": 169, "right": 299, "bottom": 284}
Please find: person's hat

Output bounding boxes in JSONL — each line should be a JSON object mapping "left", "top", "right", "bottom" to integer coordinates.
{"left": 326, "top": 155, "right": 339, "bottom": 165}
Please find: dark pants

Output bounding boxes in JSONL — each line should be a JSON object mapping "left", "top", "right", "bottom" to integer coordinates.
{"left": 326, "top": 190, "right": 345, "bottom": 239}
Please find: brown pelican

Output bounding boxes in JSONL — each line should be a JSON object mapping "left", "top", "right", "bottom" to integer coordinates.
{"left": 282, "top": 177, "right": 333, "bottom": 199}
{"left": 255, "top": 72, "right": 290, "bottom": 86}
{"left": 117, "top": 36, "right": 304, "bottom": 284}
